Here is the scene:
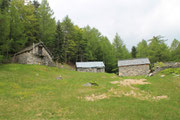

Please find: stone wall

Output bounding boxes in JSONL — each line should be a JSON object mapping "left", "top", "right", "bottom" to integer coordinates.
{"left": 15, "top": 52, "right": 28, "bottom": 64}
{"left": 119, "top": 64, "right": 150, "bottom": 76}
{"left": 77, "top": 68, "right": 105, "bottom": 73}
{"left": 152, "top": 62, "right": 180, "bottom": 75}
{"left": 97, "top": 68, "right": 105, "bottom": 72}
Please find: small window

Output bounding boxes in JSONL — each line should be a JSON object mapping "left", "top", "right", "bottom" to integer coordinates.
{"left": 38, "top": 46, "right": 42, "bottom": 55}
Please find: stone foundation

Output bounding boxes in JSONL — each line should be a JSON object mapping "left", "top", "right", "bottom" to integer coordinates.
{"left": 77, "top": 68, "right": 105, "bottom": 73}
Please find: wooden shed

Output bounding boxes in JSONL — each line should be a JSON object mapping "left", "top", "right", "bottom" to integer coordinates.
{"left": 13, "top": 42, "right": 55, "bottom": 66}
{"left": 76, "top": 62, "right": 105, "bottom": 73}
{"left": 118, "top": 58, "right": 150, "bottom": 76}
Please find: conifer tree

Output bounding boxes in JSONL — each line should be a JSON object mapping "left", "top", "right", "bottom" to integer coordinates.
{"left": 23, "top": 1, "right": 39, "bottom": 46}
{"left": 61, "top": 16, "right": 76, "bottom": 63}
{"left": 38, "top": 0, "right": 56, "bottom": 49}
{"left": 136, "top": 40, "right": 148, "bottom": 58}
{"left": 148, "top": 36, "right": 169, "bottom": 63}
{"left": 0, "top": 0, "right": 10, "bottom": 62}
{"left": 0, "top": 0, "right": 10, "bottom": 60}
{"left": 9, "top": 0, "right": 27, "bottom": 53}
{"left": 131, "top": 46, "right": 137, "bottom": 58}
{"left": 112, "top": 33, "right": 130, "bottom": 60}
{"left": 53, "top": 20, "right": 65, "bottom": 63}
{"left": 170, "top": 39, "right": 180, "bottom": 61}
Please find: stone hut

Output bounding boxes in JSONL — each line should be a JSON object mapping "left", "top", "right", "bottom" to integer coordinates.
{"left": 76, "top": 62, "right": 105, "bottom": 73}
{"left": 13, "top": 42, "right": 54, "bottom": 66}
{"left": 118, "top": 58, "right": 150, "bottom": 76}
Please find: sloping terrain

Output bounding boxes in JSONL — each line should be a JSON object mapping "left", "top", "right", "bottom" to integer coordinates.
{"left": 0, "top": 64, "right": 180, "bottom": 120}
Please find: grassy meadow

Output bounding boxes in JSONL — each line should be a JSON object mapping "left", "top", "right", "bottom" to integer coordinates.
{"left": 0, "top": 64, "right": 180, "bottom": 120}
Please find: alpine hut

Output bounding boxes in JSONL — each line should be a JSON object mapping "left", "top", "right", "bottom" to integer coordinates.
{"left": 13, "top": 42, "right": 54, "bottom": 66}
{"left": 76, "top": 62, "right": 105, "bottom": 73}
{"left": 118, "top": 58, "right": 150, "bottom": 76}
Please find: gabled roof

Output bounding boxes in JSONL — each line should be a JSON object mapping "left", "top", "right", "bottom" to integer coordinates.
{"left": 118, "top": 58, "right": 150, "bottom": 67}
{"left": 14, "top": 42, "right": 53, "bottom": 57}
{"left": 76, "top": 62, "right": 105, "bottom": 68}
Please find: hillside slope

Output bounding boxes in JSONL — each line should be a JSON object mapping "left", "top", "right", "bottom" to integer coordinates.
{"left": 0, "top": 64, "right": 180, "bottom": 120}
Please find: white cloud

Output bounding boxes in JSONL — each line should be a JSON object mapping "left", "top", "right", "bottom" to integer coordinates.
{"left": 38, "top": 0, "right": 180, "bottom": 49}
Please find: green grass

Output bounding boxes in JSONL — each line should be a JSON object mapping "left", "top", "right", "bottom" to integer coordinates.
{"left": 0, "top": 64, "right": 180, "bottom": 120}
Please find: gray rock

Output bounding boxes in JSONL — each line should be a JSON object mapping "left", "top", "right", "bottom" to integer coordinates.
{"left": 56, "top": 76, "right": 62, "bottom": 80}
{"left": 83, "top": 82, "right": 99, "bottom": 87}
{"left": 83, "top": 83, "right": 92, "bottom": 87}
{"left": 148, "top": 73, "right": 153, "bottom": 77}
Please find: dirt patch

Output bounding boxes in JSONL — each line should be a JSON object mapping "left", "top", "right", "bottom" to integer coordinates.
{"left": 111, "top": 79, "right": 150, "bottom": 86}
{"left": 85, "top": 93, "right": 108, "bottom": 101}
{"left": 82, "top": 79, "right": 168, "bottom": 102}
{"left": 109, "top": 79, "right": 168, "bottom": 101}
{"left": 108, "top": 88, "right": 168, "bottom": 101}
{"left": 153, "top": 95, "right": 168, "bottom": 100}
{"left": 83, "top": 89, "right": 168, "bottom": 102}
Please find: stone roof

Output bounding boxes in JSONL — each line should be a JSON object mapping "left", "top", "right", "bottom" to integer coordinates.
{"left": 14, "top": 42, "right": 53, "bottom": 57}
{"left": 118, "top": 58, "right": 150, "bottom": 67}
{"left": 76, "top": 62, "right": 105, "bottom": 68}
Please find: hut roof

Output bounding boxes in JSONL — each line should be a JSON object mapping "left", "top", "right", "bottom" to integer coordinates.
{"left": 118, "top": 58, "right": 150, "bottom": 67}
{"left": 14, "top": 42, "right": 53, "bottom": 57}
{"left": 76, "top": 62, "right": 105, "bottom": 68}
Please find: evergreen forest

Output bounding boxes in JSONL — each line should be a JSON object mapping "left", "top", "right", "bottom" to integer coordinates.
{"left": 0, "top": 0, "right": 180, "bottom": 72}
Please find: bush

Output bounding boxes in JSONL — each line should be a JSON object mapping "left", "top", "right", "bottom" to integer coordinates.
{"left": 161, "top": 68, "right": 180, "bottom": 75}
{"left": 0, "top": 55, "right": 4, "bottom": 64}
{"left": 90, "top": 80, "right": 99, "bottom": 86}
{"left": 152, "top": 62, "right": 165, "bottom": 70}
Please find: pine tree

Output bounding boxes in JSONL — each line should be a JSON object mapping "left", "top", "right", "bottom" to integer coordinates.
{"left": 9, "top": 0, "right": 27, "bottom": 53}
{"left": 99, "top": 36, "right": 117, "bottom": 72}
{"left": 148, "top": 36, "right": 169, "bottom": 63}
{"left": 112, "top": 33, "right": 130, "bottom": 60}
{"left": 38, "top": 0, "right": 56, "bottom": 49}
{"left": 61, "top": 16, "right": 76, "bottom": 63}
{"left": 53, "top": 20, "right": 65, "bottom": 63}
{"left": 170, "top": 39, "right": 180, "bottom": 61}
{"left": 82, "top": 26, "right": 103, "bottom": 61}
{"left": 33, "top": 0, "right": 40, "bottom": 13}
{"left": 31, "top": 0, "right": 41, "bottom": 44}
{"left": 0, "top": 0, "right": 10, "bottom": 60}
{"left": 170, "top": 39, "right": 179, "bottom": 51}
{"left": 0, "top": 0, "right": 10, "bottom": 11}
{"left": 131, "top": 46, "right": 137, "bottom": 58}
{"left": 23, "top": 1, "right": 39, "bottom": 46}
{"left": 136, "top": 39, "right": 148, "bottom": 58}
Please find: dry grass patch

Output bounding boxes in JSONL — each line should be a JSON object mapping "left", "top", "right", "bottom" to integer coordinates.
{"left": 108, "top": 88, "right": 168, "bottom": 101}
{"left": 85, "top": 93, "right": 108, "bottom": 101}
{"left": 110, "top": 79, "right": 168, "bottom": 101}
{"left": 111, "top": 79, "right": 150, "bottom": 86}
{"left": 83, "top": 79, "right": 168, "bottom": 102}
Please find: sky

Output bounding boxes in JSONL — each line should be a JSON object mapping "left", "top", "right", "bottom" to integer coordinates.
{"left": 38, "top": 0, "right": 180, "bottom": 50}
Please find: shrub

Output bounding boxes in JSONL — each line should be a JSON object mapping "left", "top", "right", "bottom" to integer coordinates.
{"left": 90, "top": 80, "right": 99, "bottom": 86}
{"left": 0, "top": 55, "right": 4, "bottom": 64}
{"left": 161, "top": 68, "right": 180, "bottom": 75}
{"left": 152, "top": 62, "right": 165, "bottom": 71}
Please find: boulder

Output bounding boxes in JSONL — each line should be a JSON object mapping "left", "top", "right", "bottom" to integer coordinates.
{"left": 56, "top": 76, "right": 63, "bottom": 80}
{"left": 83, "top": 82, "right": 99, "bottom": 87}
{"left": 83, "top": 83, "right": 92, "bottom": 87}
{"left": 147, "top": 73, "right": 153, "bottom": 77}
